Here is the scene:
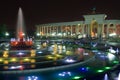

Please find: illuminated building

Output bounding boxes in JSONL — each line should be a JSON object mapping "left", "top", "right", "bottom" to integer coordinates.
{"left": 36, "top": 14, "right": 120, "bottom": 38}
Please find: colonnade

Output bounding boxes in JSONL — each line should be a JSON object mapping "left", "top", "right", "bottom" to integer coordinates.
{"left": 36, "top": 23, "right": 120, "bottom": 38}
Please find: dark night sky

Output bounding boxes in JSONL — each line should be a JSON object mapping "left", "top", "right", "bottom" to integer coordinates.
{"left": 0, "top": 0, "right": 120, "bottom": 32}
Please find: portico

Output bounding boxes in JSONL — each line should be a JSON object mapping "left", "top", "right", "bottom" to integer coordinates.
{"left": 36, "top": 14, "right": 120, "bottom": 38}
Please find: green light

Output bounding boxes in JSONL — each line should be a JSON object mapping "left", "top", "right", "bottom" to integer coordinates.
{"left": 104, "top": 67, "right": 111, "bottom": 70}
{"left": 113, "top": 61, "right": 119, "bottom": 64}
{"left": 86, "top": 67, "right": 90, "bottom": 69}
{"left": 73, "top": 76, "right": 82, "bottom": 79}
{"left": 96, "top": 70, "right": 104, "bottom": 73}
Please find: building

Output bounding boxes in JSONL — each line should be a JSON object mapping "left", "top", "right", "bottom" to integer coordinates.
{"left": 36, "top": 14, "right": 120, "bottom": 38}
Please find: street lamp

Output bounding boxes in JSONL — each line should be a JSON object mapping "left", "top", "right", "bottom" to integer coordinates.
{"left": 5, "top": 32, "right": 9, "bottom": 38}
{"left": 36, "top": 32, "right": 40, "bottom": 39}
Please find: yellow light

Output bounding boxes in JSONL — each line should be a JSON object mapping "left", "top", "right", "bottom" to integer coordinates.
{"left": 55, "top": 54, "right": 63, "bottom": 58}
{"left": 0, "top": 58, "right": 3, "bottom": 62}
{"left": 30, "top": 50, "right": 36, "bottom": 54}
{"left": 46, "top": 55, "right": 54, "bottom": 59}
{"left": 4, "top": 60, "right": 9, "bottom": 64}
{"left": 66, "top": 51, "right": 72, "bottom": 55}
{"left": 11, "top": 58, "right": 17, "bottom": 62}
{"left": 3, "top": 51, "right": 9, "bottom": 58}
{"left": 31, "top": 64, "right": 35, "bottom": 68}
{"left": 24, "top": 58, "right": 30, "bottom": 62}
{"left": 30, "top": 50, "right": 36, "bottom": 57}
{"left": 42, "top": 42, "right": 47, "bottom": 47}
{"left": 31, "top": 59, "right": 36, "bottom": 63}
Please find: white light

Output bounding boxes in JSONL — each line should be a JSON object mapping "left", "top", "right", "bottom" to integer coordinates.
{"left": 83, "top": 53, "right": 89, "bottom": 55}
{"left": 58, "top": 71, "right": 72, "bottom": 77}
{"left": 83, "top": 34, "right": 86, "bottom": 38}
{"left": 65, "top": 59, "right": 75, "bottom": 63}
{"left": 5, "top": 32, "right": 9, "bottom": 36}
{"left": 58, "top": 33, "right": 62, "bottom": 36}
{"left": 27, "top": 76, "right": 39, "bottom": 80}
{"left": 63, "top": 33, "right": 66, "bottom": 36}
{"left": 109, "top": 33, "right": 116, "bottom": 37}
{"left": 116, "top": 48, "right": 119, "bottom": 53}
{"left": 107, "top": 53, "right": 115, "bottom": 61}
{"left": 51, "top": 32, "right": 56, "bottom": 36}
{"left": 18, "top": 52, "right": 24, "bottom": 55}
{"left": 9, "top": 65, "right": 22, "bottom": 69}
{"left": 109, "top": 48, "right": 116, "bottom": 53}
{"left": 36, "top": 33, "right": 40, "bottom": 36}
{"left": 37, "top": 51, "right": 42, "bottom": 54}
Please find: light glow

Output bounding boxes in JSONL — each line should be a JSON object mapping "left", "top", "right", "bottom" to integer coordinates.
{"left": 58, "top": 71, "right": 72, "bottom": 77}
{"left": 65, "top": 58, "right": 76, "bottom": 63}
{"left": 107, "top": 53, "right": 115, "bottom": 61}
{"left": 27, "top": 76, "right": 39, "bottom": 80}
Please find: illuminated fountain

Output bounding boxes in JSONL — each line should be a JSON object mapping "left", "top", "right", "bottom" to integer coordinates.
{"left": 104, "top": 74, "right": 109, "bottom": 80}
{"left": 117, "top": 72, "right": 120, "bottom": 80}
{"left": 10, "top": 7, "right": 33, "bottom": 49}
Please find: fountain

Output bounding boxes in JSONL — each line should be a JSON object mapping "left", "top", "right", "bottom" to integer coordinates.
{"left": 117, "top": 72, "right": 120, "bottom": 80}
{"left": 104, "top": 74, "right": 109, "bottom": 80}
{"left": 10, "top": 7, "right": 33, "bottom": 49}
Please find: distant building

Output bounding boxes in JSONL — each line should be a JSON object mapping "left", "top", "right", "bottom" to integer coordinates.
{"left": 36, "top": 14, "right": 120, "bottom": 38}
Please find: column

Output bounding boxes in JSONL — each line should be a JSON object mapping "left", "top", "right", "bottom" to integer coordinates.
{"left": 98, "top": 24, "right": 102, "bottom": 38}
{"left": 42, "top": 26, "right": 43, "bottom": 36}
{"left": 39, "top": 26, "right": 40, "bottom": 34}
{"left": 114, "top": 24, "right": 117, "bottom": 33}
{"left": 40, "top": 26, "right": 41, "bottom": 33}
{"left": 43, "top": 26, "right": 44, "bottom": 36}
{"left": 46, "top": 26, "right": 48, "bottom": 37}
{"left": 87, "top": 24, "right": 89, "bottom": 37}
{"left": 50, "top": 26, "right": 51, "bottom": 36}
{"left": 71, "top": 25, "right": 72, "bottom": 36}
{"left": 76, "top": 24, "right": 79, "bottom": 35}
{"left": 101, "top": 24, "right": 104, "bottom": 38}
{"left": 56, "top": 26, "right": 58, "bottom": 36}
{"left": 106, "top": 24, "right": 109, "bottom": 38}
{"left": 61, "top": 26, "right": 63, "bottom": 37}
{"left": 81, "top": 24, "right": 84, "bottom": 35}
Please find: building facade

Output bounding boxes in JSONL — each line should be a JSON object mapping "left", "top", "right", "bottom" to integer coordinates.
{"left": 36, "top": 14, "right": 120, "bottom": 38}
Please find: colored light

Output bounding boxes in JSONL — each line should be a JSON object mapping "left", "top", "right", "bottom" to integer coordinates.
{"left": 3, "top": 51, "right": 9, "bottom": 58}
{"left": 31, "top": 59, "right": 36, "bottom": 63}
{"left": 46, "top": 55, "right": 54, "bottom": 59}
{"left": 4, "top": 60, "right": 8, "bottom": 64}
{"left": 0, "top": 58, "right": 3, "bottom": 62}
{"left": 31, "top": 64, "right": 36, "bottom": 68}
{"left": 79, "top": 67, "right": 90, "bottom": 72}
{"left": 104, "top": 67, "right": 111, "bottom": 70}
{"left": 24, "top": 58, "right": 30, "bottom": 62}
{"left": 73, "top": 76, "right": 82, "bottom": 79}
{"left": 113, "top": 60, "right": 119, "bottom": 64}
{"left": 96, "top": 70, "right": 104, "bottom": 73}
{"left": 10, "top": 58, "right": 17, "bottom": 62}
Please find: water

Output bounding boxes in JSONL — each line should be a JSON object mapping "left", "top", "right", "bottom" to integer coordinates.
{"left": 104, "top": 74, "right": 109, "bottom": 80}
{"left": 118, "top": 72, "right": 120, "bottom": 80}
{"left": 17, "top": 7, "right": 25, "bottom": 38}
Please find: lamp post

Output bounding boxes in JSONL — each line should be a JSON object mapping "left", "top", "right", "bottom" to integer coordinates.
{"left": 5, "top": 32, "right": 9, "bottom": 39}
{"left": 36, "top": 33, "right": 40, "bottom": 39}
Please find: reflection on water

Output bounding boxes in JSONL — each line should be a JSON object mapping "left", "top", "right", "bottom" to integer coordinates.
{"left": 0, "top": 44, "right": 87, "bottom": 71}
{"left": 0, "top": 43, "right": 119, "bottom": 80}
